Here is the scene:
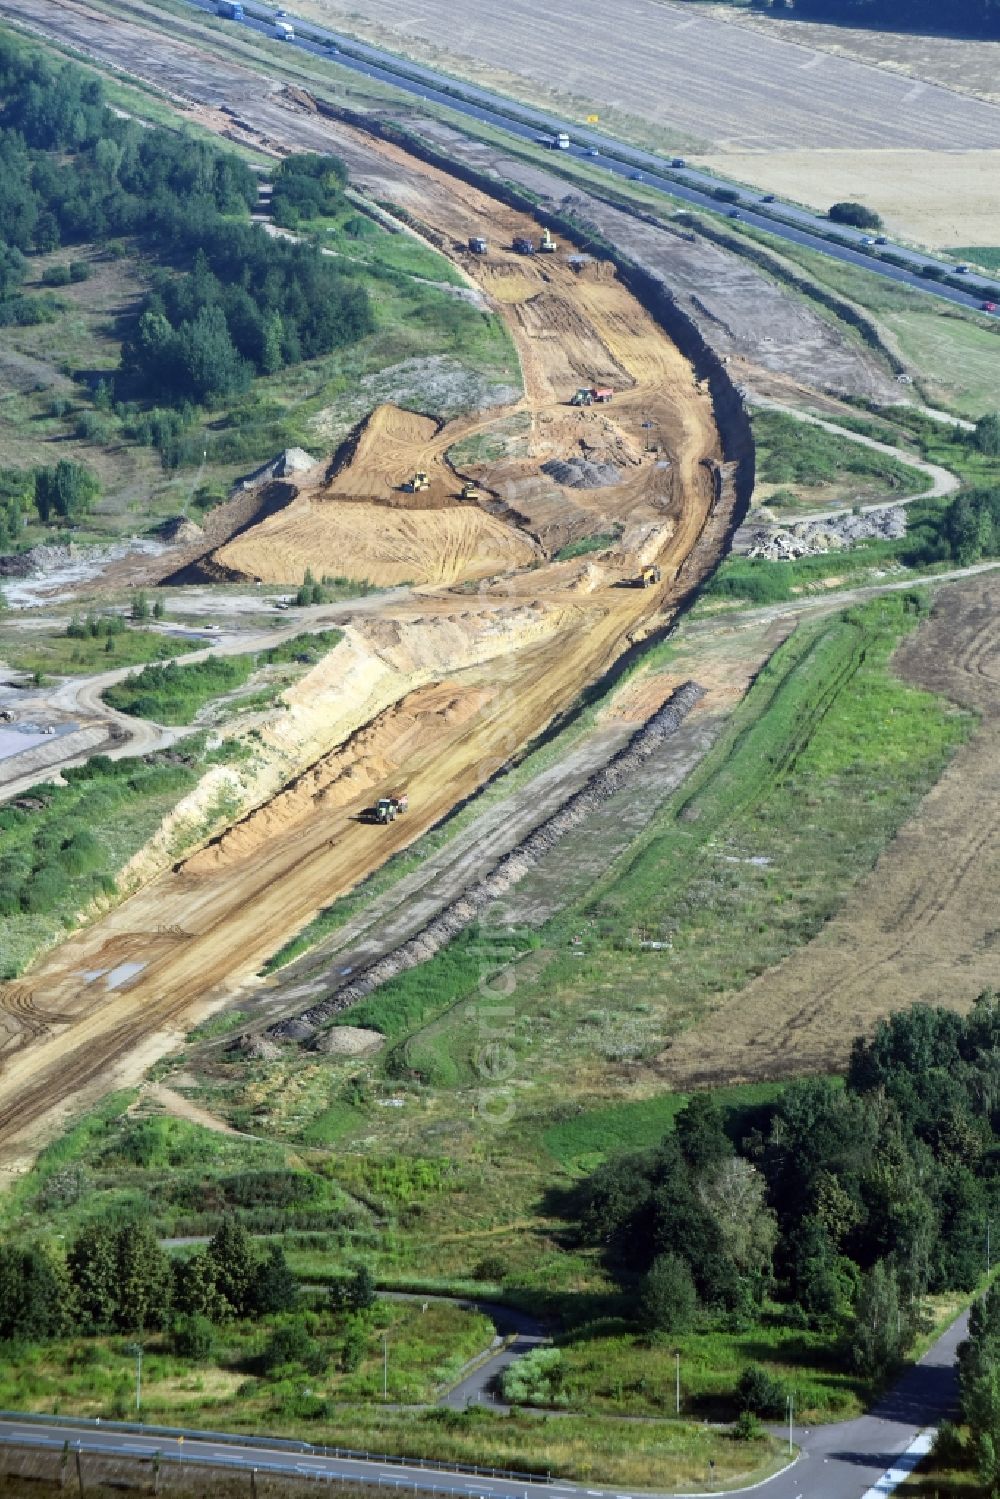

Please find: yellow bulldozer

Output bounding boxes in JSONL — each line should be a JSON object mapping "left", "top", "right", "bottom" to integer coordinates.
{"left": 640, "top": 565, "right": 662, "bottom": 588}
{"left": 458, "top": 482, "right": 481, "bottom": 501}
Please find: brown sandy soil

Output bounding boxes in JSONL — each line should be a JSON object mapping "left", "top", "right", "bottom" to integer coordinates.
{"left": 660, "top": 573, "right": 1000, "bottom": 1089}
{"left": 0, "top": 126, "right": 728, "bottom": 1168}
{"left": 699, "top": 148, "right": 1000, "bottom": 250}
{"left": 215, "top": 405, "right": 539, "bottom": 586}
{"left": 288, "top": 0, "right": 1000, "bottom": 152}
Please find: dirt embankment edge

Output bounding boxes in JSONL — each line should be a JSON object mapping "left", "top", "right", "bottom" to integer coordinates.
{"left": 268, "top": 679, "right": 705, "bottom": 1043}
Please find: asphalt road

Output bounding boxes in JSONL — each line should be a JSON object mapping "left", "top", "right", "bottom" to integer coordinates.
{"left": 185, "top": 0, "right": 1000, "bottom": 315}
{"left": 0, "top": 1306, "right": 969, "bottom": 1498}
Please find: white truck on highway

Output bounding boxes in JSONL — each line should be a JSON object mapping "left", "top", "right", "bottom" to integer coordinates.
{"left": 273, "top": 17, "right": 295, "bottom": 39}
{"left": 553, "top": 131, "right": 570, "bottom": 150}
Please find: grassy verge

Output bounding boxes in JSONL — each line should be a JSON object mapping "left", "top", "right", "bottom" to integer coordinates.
{"left": 753, "top": 408, "right": 927, "bottom": 500}
{"left": 102, "top": 631, "right": 342, "bottom": 723}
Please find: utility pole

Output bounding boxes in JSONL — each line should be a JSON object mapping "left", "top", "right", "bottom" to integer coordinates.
{"left": 383, "top": 1336, "right": 388, "bottom": 1401}
{"left": 675, "top": 1351, "right": 680, "bottom": 1415}
{"left": 786, "top": 1393, "right": 794, "bottom": 1457}
{"left": 127, "top": 1343, "right": 143, "bottom": 1415}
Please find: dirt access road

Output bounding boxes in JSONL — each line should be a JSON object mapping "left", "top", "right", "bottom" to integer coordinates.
{"left": 0, "top": 111, "right": 732, "bottom": 1168}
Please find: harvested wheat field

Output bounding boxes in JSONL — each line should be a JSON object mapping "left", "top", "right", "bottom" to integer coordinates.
{"left": 296, "top": 0, "right": 1000, "bottom": 152}
{"left": 0, "top": 129, "right": 736, "bottom": 1166}
{"left": 663, "top": 573, "right": 1000, "bottom": 1088}
{"left": 700, "top": 148, "right": 1000, "bottom": 249}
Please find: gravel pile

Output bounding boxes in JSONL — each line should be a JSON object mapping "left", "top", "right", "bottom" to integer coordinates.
{"left": 269, "top": 680, "right": 705, "bottom": 1044}
{"left": 542, "top": 457, "right": 623, "bottom": 489}
{"left": 748, "top": 505, "right": 907, "bottom": 561}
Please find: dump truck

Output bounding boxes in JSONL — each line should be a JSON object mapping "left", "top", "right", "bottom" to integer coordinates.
{"left": 217, "top": 0, "right": 244, "bottom": 16}
{"left": 570, "top": 386, "right": 614, "bottom": 406}
{"left": 640, "top": 565, "right": 662, "bottom": 587}
{"left": 539, "top": 228, "right": 558, "bottom": 254}
{"left": 403, "top": 472, "right": 430, "bottom": 493}
{"left": 468, "top": 236, "right": 488, "bottom": 255}
{"left": 513, "top": 236, "right": 536, "bottom": 255}
{"left": 459, "top": 482, "right": 481, "bottom": 501}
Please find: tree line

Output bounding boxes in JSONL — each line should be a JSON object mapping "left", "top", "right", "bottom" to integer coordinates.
{"left": 0, "top": 1215, "right": 295, "bottom": 1343}
{"left": 568, "top": 996, "right": 1000, "bottom": 1389}
{"left": 0, "top": 36, "right": 373, "bottom": 406}
{"left": 0, "top": 460, "right": 100, "bottom": 547}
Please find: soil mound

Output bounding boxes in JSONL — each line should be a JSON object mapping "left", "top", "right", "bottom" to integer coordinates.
{"left": 212, "top": 403, "right": 537, "bottom": 586}
{"left": 158, "top": 516, "right": 204, "bottom": 543}
{"left": 542, "top": 457, "right": 623, "bottom": 489}
{"left": 216, "top": 498, "right": 535, "bottom": 587}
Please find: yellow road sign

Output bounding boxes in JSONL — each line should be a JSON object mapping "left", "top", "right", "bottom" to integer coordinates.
{"left": 586, "top": 114, "right": 599, "bottom": 123}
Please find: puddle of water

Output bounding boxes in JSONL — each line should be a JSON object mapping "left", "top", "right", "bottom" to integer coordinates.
{"left": 0, "top": 721, "right": 81, "bottom": 762}
{"left": 0, "top": 726, "right": 50, "bottom": 760}
{"left": 82, "top": 970, "right": 105, "bottom": 984}
{"left": 104, "top": 961, "right": 146, "bottom": 991}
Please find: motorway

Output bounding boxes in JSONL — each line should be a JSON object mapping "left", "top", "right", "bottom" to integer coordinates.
{"left": 0, "top": 1306, "right": 967, "bottom": 1498}
{"left": 184, "top": 0, "right": 1000, "bottom": 314}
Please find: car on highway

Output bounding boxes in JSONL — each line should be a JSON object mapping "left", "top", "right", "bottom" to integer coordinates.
{"left": 727, "top": 209, "right": 740, "bottom": 219}
{"left": 760, "top": 193, "right": 776, "bottom": 203}
{"left": 875, "top": 235, "right": 888, "bottom": 244}
{"left": 630, "top": 171, "right": 643, "bottom": 181}
{"left": 670, "top": 157, "right": 686, "bottom": 168}
{"left": 585, "top": 146, "right": 599, "bottom": 157}
{"left": 860, "top": 236, "right": 875, "bottom": 246}
{"left": 983, "top": 301, "right": 998, "bottom": 313}
{"left": 956, "top": 264, "right": 970, "bottom": 273}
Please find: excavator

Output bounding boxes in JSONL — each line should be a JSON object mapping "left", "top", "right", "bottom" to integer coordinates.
{"left": 639, "top": 565, "right": 661, "bottom": 588}
{"left": 539, "top": 228, "right": 558, "bottom": 254}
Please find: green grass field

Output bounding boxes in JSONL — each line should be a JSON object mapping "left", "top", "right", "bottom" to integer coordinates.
{"left": 0, "top": 737, "right": 252, "bottom": 979}
{"left": 102, "top": 631, "right": 342, "bottom": 724}
{"left": 882, "top": 310, "right": 1000, "bottom": 419}
{"left": 0, "top": 625, "right": 199, "bottom": 677}
{"left": 753, "top": 409, "right": 926, "bottom": 498}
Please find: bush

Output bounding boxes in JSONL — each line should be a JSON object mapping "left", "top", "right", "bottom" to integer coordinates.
{"left": 639, "top": 1254, "right": 699, "bottom": 1334}
{"left": 260, "top": 1318, "right": 326, "bottom": 1376}
{"left": 737, "top": 1364, "right": 786, "bottom": 1418}
{"left": 829, "top": 201, "right": 883, "bottom": 230}
{"left": 733, "top": 1409, "right": 764, "bottom": 1442}
{"left": 500, "top": 1346, "right": 566, "bottom": 1406}
{"left": 172, "top": 1314, "right": 214, "bottom": 1361}
{"left": 41, "top": 264, "right": 72, "bottom": 287}
{"left": 472, "top": 1254, "right": 508, "bottom": 1283}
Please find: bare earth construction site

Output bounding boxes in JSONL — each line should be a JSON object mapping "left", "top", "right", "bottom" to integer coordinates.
{"left": 0, "top": 85, "right": 737, "bottom": 1166}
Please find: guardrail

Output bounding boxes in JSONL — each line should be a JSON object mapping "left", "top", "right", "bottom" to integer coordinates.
{"left": 0, "top": 1413, "right": 551, "bottom": 1484}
